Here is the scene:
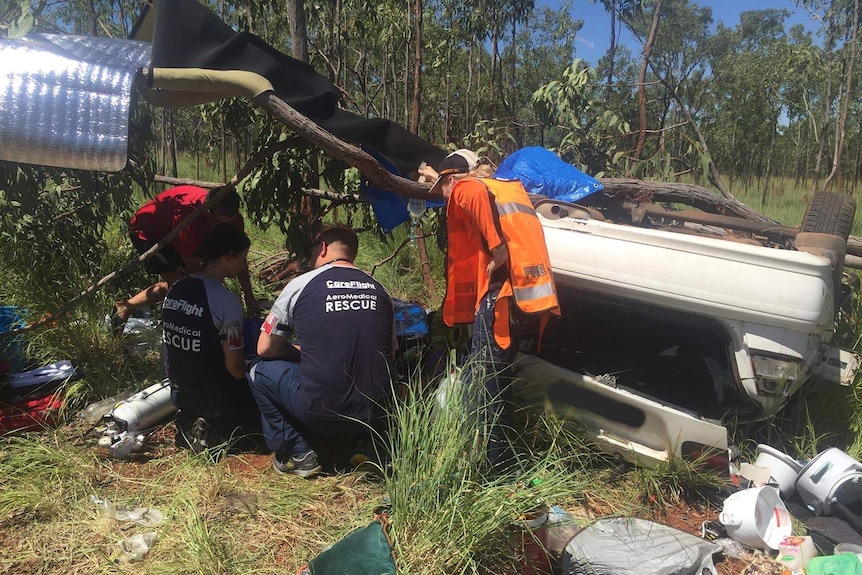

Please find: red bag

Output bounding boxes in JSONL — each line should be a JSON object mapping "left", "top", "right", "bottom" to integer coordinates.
{"left": 0, "top": 392, "right": 63, "bottom": 433}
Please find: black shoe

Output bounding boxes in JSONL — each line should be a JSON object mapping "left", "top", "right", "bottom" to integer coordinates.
{"left": 190, "top": 417, "right": 210, "bottom": 454}
{"left": 272, "top": 450, "right": 321, "bottom": 479}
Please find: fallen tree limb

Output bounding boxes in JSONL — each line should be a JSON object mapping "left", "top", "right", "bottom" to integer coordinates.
{"left": 254, "top": 91, "right": 438, "bottom": 200}
{"left": 153, "top": 174, "right": 361, "bottom": 204}
{"left": 597, "top": 178, "right": 774, "bottom": 223}
{"left": 598, "top": 178, "right": 862, "bottom": 259}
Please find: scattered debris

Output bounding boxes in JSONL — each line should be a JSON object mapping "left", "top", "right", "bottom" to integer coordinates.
{"left": 91, "top": 495, "right": 165, "bottom": 527}
{"left": 113, "top": 531, "right": 157, "bottom": 563}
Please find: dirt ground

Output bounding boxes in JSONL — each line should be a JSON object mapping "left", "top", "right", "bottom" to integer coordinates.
{"left": 139, "top": 423, "right": 757, "bottom": 574}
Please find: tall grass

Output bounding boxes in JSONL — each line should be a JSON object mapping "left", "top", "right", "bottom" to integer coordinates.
{"left": 383, "top": 360, "right": 593, "bottom": 575}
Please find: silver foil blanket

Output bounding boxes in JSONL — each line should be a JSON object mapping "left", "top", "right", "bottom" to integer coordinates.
{"left": 0, "top": 34, "right": 150, "bottom": 172}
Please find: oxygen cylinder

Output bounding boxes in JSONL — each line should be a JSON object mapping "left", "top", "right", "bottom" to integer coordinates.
{"left": 107, "top": 379, "right": 177, "bottom": 433}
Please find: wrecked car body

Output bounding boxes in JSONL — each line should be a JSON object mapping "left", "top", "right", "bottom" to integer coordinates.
{"left": 513, "top": 194, "right": 860, "bottom": 467}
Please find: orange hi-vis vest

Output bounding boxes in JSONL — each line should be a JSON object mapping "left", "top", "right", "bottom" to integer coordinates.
{"left": 442, "top": 177, "right": 560, "bottom": 349}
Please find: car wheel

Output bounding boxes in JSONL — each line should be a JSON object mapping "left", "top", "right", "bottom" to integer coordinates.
{"left": 801, "top": 191, "right": 856, "bottom": 240}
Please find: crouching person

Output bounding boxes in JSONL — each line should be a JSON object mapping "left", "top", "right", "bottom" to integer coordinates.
{"left": 248, "top": 224, "right": 396, "bottom": 478}
{"left": 162, "top": 225, "right": 261, "bottom": 456}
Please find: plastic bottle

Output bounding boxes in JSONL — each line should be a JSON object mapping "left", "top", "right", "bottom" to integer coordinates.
{"left": 518, "top": 508, "right": 552, "bottom": 575}
{"left": 79, "top": 390, "right": 135, "bottom": 423}
{"left": 407, "top": 198, "right": 427, "bottom": 219}
{"left": 543, "top": 505, "right": 581, "bottom": 557}
{"left": 114, "top": 531, "right": 157, "bottom": 563}
{"left": 776, "top": 536, "right": 815, "bottom": 571}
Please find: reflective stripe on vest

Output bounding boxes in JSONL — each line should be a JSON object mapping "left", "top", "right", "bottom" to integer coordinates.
{"left": 512, "top": 282, "right": 556, "bottom": 302}
{"left": 494, "top": 201, "right": 535, "bottom": 217}
{"left": 478, "top": 178, "right": 559, "bottom": 315}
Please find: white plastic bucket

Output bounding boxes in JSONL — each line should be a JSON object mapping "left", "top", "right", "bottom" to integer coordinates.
{"left": 719, "top": 486, "right": 792, "bottom": 551}
{"left": 755, "top": 444, "right": 804, "bottom": 499}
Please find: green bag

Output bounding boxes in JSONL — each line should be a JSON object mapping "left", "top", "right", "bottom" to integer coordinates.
{"left": 305, "top": 517, "right": 396, "bottom": 575}
{"left": 807, "top": 553, "right": 862, "bottom": 575}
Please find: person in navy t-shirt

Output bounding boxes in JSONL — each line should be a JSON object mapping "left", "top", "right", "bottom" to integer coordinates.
{"left": 248, "top": 224, "right": 396, "bottom": 478}
{"left": 162, "top": 225, "right": 260, "bottom": 454}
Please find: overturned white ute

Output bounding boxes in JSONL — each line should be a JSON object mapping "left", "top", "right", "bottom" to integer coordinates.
{"left": 514, "top": 190, "right": 860, "bottom": 468}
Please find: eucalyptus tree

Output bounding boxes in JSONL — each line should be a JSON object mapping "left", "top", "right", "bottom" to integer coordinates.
{"left": 532, "top": 59, "right": 631, "bottom": 174}
{"left": 38, "top": 0, "right": 144, "bottom": 37}
{"left": 594, "top": 0, "right": 642, "bottom": 100}
{"left": 706, "top": 9, "right": 794, "bottom": 200}
{"left": 800, "top": 0, "right": 859, "bottom": 190}
{"left": 617, "top": 0, "right": 717, "bottom": 186}
{"left": 497, "top": 3, "right": 583, "bottom": 151}
{"left": 823, "top": 0, "right": 860, "bottom": 191}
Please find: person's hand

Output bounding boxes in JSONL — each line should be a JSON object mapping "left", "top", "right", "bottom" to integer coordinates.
{"left": 418, "top": 162, "right": 438, "bottom": 183}
{"left": 245, "top": 296, "right": 264, "bottom": 318}
{"left": 487, "top": 245, "right": 509, "bottom": 276}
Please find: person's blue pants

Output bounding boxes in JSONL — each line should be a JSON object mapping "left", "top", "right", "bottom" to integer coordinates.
{"left": 247, "top": 360, "right": 372, "bottom": 458}
{"left": 247, "top": 360, "right": 313, "bottom": 458}
{"left": 467, "top": 287, "right": 519, "bottom": 471}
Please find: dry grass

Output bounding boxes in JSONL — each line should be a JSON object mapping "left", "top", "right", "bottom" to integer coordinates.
{"left": 0, "top": 422, "right": 385, "bottom": 575}
{"left": 0, "top": 387, "right": 737, "bottom": 575}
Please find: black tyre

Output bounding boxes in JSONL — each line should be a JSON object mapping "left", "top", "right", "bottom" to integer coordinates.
{"left": 801, "top": 191, "right": 856, "bottom": 240}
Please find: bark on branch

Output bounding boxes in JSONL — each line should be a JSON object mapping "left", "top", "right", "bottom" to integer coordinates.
{"left": 253, "top": 91, "right": 436, "bottom": 200}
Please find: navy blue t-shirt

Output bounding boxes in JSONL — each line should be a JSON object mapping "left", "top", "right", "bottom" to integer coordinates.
{"left": 263, "top": 263, "right": 394, "bottom": 422}
{"left": 162, "top": 274, "right": 245, "bottom": 417}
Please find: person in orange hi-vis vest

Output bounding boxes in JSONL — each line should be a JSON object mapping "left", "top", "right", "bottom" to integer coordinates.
{"left": 419, "top": 149, "right": 560, "bottom": 473}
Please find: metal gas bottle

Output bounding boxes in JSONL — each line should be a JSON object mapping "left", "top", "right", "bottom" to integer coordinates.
{"left": 106, "top": 379, "right": 177, "bottom": 434}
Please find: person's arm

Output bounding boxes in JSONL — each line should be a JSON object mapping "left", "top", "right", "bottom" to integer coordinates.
{"left": 488, "top": 244, "right": 509, "bottom": 276}
{"left": 257, "top": 329, "right": 301, "bottom": 362}
{"left": 223, "top": 341, "right": 247, "bottom": 379}
{"left": 418, "top": 163, "right": 438, "bottom": 183}
{"left": 237, "top": 265, "right": 262, "bottom": 317}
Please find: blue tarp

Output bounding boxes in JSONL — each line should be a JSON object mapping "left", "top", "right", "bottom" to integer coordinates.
{"left": 360, "top": 146, "right": 601, "bottom": 232}
{"left": 495, "top": 147, "right": 603, "bottom": 203}
{"left": 359, "top": 147, "right": 444, "bottom": 233}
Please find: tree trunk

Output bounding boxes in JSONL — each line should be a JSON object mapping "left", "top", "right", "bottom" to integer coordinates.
{"left": 761, "top": 112, "right": 778, "bottom": 207}
{"left": 87, "top": 0, "right": 97, "bottom": 36}
{"left": 410, "top": 0, "right": 422, "bottom": 134}
{"left": 408, "top": 0, "right": 434, "bottom": 294}
{"left": 285, "top": 0, "right": 309, "bottom": 62}
{"left": 634, "top": 0, "right": 662, "bottom": 162}
{"left": 169, "top": 109, "right": 178, "bottom": 178}
{"left": 490, "top": 31, "right": 499, "bottom": 113}
{"left": 814, "top": 12, "right": 837, "bottom": 190}
{"left": 824, "top": 0, "right": 860, "bottom": 191}
{"left": 606, "top": 2, "right": 616, "bottom": 101}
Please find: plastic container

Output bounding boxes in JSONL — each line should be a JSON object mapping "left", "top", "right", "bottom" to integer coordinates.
{"left": 718, "top": 486, "right": 792, "bottom": 551}
{"left": 407, "top": 198, "right": 427, "bottom": 219}
{"left": 755, "top": 444, "right": 804, "bottom": 499}
{"left": 776, "top": 535, "right": 816, "bottom": 571}
{"left": 795, "top": 447, "right": 862, "bottom": 515}
{"left": 114, "top": 531, "right": 157, "bottom": 563}
{"left": 542, "top": 505, "right": 581, "bottom": 557}
{"left": 516, "top": 509, "right": 553, "bottom": 575}
{"left": 79, "top": 390, "right": 135, "bottom": 423}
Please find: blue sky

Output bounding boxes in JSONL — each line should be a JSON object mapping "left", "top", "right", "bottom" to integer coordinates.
{"left": 545, "top": 0, "right": 820, "bottom": 65}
